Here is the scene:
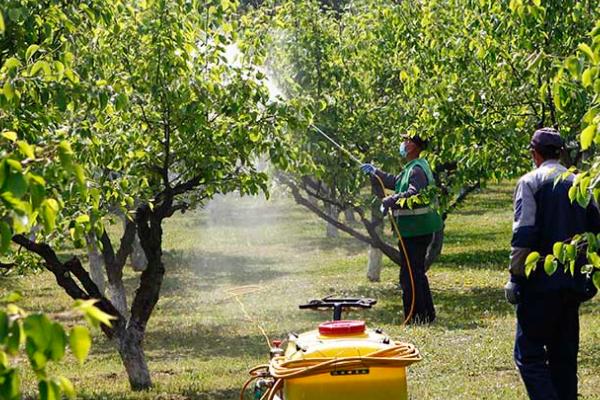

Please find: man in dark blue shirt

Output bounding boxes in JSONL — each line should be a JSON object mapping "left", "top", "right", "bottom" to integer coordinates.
{"left": 505, "top": 127, "right": 600, "bottom": 400}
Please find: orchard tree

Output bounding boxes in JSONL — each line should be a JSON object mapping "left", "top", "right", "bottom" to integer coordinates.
{"left": 243, "top": 0, "right": 599, "bottom": 280}
{"left": 1, "top": 0, "right": 295, "bottom": 390}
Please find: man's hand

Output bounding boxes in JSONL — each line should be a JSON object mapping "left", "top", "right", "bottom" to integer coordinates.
{"left": 504, "top": 280, "right": 521, "bottom": 305}
{"left": 360, "top": 163, "right": 376, "bottom": 175}
{"left": 382, "top": 195, "right": 397, "bottom": 209}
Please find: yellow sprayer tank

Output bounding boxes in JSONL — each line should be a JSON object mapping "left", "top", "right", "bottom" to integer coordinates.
{"left": 242, "top": 298, "right": 421, "bottom": 400}
{"left": 282, "top": 320, "right": 411, "bottom": 400}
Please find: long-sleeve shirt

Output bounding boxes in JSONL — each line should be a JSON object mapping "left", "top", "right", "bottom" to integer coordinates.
{"left": 510, "top": 159, "right": 600, "bottom": 291}
{"left": 370, "top": 166, "right": 429, "bottom": 209}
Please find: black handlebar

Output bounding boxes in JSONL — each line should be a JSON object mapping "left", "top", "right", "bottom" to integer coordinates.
{"left": 299, "top": 296, "right": 377, "bottom": 320}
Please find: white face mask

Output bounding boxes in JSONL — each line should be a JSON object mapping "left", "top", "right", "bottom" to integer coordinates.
{"left": 399, "top": 142, "right": 409, "bottom": 158}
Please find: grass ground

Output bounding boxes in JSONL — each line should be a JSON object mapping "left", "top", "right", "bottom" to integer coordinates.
{"left": 2, "top": 182, "right": 599, "bottom": 399}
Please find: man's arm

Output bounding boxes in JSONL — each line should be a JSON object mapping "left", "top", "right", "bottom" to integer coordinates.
{"left": 382, "top": 166, "right": 428, "bottom": 210}
{"left": 509, "top": 178, "right": 540, "bottom": 281}
{"left": 370, "top": 169, "right": 399, "bottom": 198}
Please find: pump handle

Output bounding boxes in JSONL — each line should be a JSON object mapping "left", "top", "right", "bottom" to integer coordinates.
{"left": 299, "top": 296, "right": 377, "bottom": 321}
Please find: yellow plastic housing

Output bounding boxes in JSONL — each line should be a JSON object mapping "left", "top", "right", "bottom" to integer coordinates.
{"left": 283, "top": 328, "right": 409, "bottom": 400}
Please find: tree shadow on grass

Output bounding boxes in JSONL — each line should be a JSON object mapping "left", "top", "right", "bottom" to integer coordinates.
{"left": 77, "top": 388, "right": 241, "bottom": 400}
{"left": 145, "top": 323, "right": 268, "bottom": 359}
{"left": 121, "top": 249, "right": 288, "bottom": 298}
{"left": 338, "top": 284, "right": 512, "bottom": 330}
{"left": 295, "top": 235, "right": 367, "bottom": 256}
{"left": 436, "top": 249, "right": 510, "bottom": 271}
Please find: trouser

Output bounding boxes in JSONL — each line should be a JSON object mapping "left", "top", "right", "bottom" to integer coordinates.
{"left": 514, "top": 291, "right": 580, "bottom": 400}
{"left": 398, "top": 233, "right": 435, "bottom": 324}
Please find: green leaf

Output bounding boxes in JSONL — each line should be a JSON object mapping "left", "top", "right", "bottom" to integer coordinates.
{"left": 248, "top": 132, "right": 261, "bottom": 142}
{"left": 0, "top": 368, "right": 20, "bottom": 400}
{"left": 30, "top": 182, "right": 45, "bottom": 209}
{"left": 2, "top": 292, "right": 21, "bottom": 303}
{"left": 30, "top": 60, "right": 50, "bottom": 77}
{"left": 3, "top": 58, "right": 21, "bottom": 71}
{"left": 17, "top": 141, "right": 35, "bottom": 159}
{"left": 39, "top": 379, "right": 60, "bottom": 400}
{"left": 525, "top": 251, "right": 540, "bottom": 278}
{"left": 54, "top": 61, "right": 64, "bottom": 80}
{"left": 57, "top": 377, "right": 75, "bottom": 400}
{"left": 23, "top": 314, "right": 52, "bottom": 352}
{"left": 115, "top": 93, "right": 128, "bottom": 111}
{"left": 582, "top": 67, "right": 596, "bottom": 88}
{"left": 73, "top": 164, "right": 86, "bottom": 188}
{"left": 593, "top": 272, "right": 600, "bottom": 291}
{"left": 581, "top": 125, "right": 596, "bottom": 151}
{"left": 57, "top": 141, "right": 74, "bottom": 171}
{"left": 1, "top": 131, "right": 17, "bottom": 142}
{"left": 0, "top": 350, "right": 7, "bottom": 368}
{"left": 3, "top": 170, "right": 28, "bottom": 199}
{"left": 544, "top": 254, "right": 558, "bottom": 276}
{"left": 0, "top": 311, "right": 8, "bottom": 344}
{"left": 40, "top": 199, "right": 59, "bottom": 232}
{"left": 3, "top": 80, "right": 14, "bottom": 101}
{"left": 0, "top": 221, "right": 12, "bottom": 253}
{"left": 48, "top": 323, "right": 66, "bottom": 361}
{"left": 578, "top": 43, "right": 596, "bottom": 63}
{"left": 25, "top": 44, "right": 40, "bottom": 61}
{"left": 75, "top": 214, "right": 90, "bottom": 224}
{"left": 586, "top": 232, "right": 598, "bottom": 252}
{"left": 0, "top": 11, "right": 5, "bottom": 34}
{"left": 73, "top": 300, "right": 116, "bottom": 329}
{"left": 553, "top": 242, "right": 564, "bottom": 261}
{"left": 588, "top": 251, "right": 600, "bottom": 267}
{"left": 565, "top": 244, "right": 577, "bottom": 261}
{"left": 69, "top": 326, "right": 91, "bottom": 364}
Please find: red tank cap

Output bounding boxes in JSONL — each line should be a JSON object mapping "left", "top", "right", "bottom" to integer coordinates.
{"left": 318, "top": 320, "right": 366, "bottom": 335}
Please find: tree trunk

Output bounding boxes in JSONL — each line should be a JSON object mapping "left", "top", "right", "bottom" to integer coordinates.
{"left": 86, "top": 233, "right": 106, "bottom": 295}
{"left": 130, "top": 232, "right": 148, "bottom": 272}
{"left": 425, "top": 227, "right": 444, "bottom": 271}
{"left": 367, "top": 246, "right": 383, "bottom": 282}
{"left": 325, "top": 203, "right": 339, "bottom": 238}
{"left": 366, "top": 198, "right": 383, "bottom": 281}
{"left": 125, "top": 208, "right": 167, "bottom": 391}
{"left": 116, "top": 326, "right": 151, "bottom": 391}
{"left": 344, "top": 209, "right": 356, "bottom": 223}
{"left": 108, "top": 281, "right": 128, "bottom": 317}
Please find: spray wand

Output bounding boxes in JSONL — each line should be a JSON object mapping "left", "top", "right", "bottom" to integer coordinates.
{"left": 309, "top": 125, "right": 417, "bottom": 325}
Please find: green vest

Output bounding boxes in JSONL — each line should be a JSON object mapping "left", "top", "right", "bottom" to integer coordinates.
{"left": 394, "top": 158, "right": 443, "bottom": 238}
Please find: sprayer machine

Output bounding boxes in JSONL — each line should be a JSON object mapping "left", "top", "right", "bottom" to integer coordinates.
{"left": 241, "top": 296, "right": 421, "bottom": 400}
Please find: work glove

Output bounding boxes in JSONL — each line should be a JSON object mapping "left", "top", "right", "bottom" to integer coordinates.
{"left": 382, "top": 195, "right": 398, "bottom": 210}
{"left": 504, "top": 280, "right": 521, "bottom": 305}
{"left": 360, "top": 163, "right": 376, "bottom": 175}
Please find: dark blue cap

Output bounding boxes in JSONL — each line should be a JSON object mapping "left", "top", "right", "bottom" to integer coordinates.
{"left": 529, "top": 127, "right": 564, "bottom": 150}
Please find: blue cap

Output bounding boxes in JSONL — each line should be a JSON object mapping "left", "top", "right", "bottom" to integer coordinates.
{"left": 529, "top": 127, "right": 564, "bottom": 150}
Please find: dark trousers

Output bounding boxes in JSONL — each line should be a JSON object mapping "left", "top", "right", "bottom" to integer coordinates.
{"left": 514, "top": 291, "right": 580, "bottom": 400}
{"left": 398, "top": 233, "right": 435, "bottom": 324}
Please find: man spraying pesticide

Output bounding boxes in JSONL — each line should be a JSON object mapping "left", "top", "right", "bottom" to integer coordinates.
{"left": 361, "top": 135, "right": 442, "bottom": 324}
{"left": 312, "top": 126, "right": 442, "bottom": 324}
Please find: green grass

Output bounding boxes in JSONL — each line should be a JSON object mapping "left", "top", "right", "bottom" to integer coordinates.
{"left": 2, "top": 182, "right": 600, "bottom": 399}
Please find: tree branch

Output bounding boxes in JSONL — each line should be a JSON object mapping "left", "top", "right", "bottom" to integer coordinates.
{"left": 444, "top": 181, "right": 481, "bottom": 218}
{"left": 277, "top": 173, "right": 374, "bottom": 244}
{"left": 11, "top": 235, "right": 124, "bottom": 336}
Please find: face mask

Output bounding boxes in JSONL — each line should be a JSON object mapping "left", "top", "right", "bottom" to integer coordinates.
{"left": 399, "top": 142, "right": 408, "bottom": 158}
